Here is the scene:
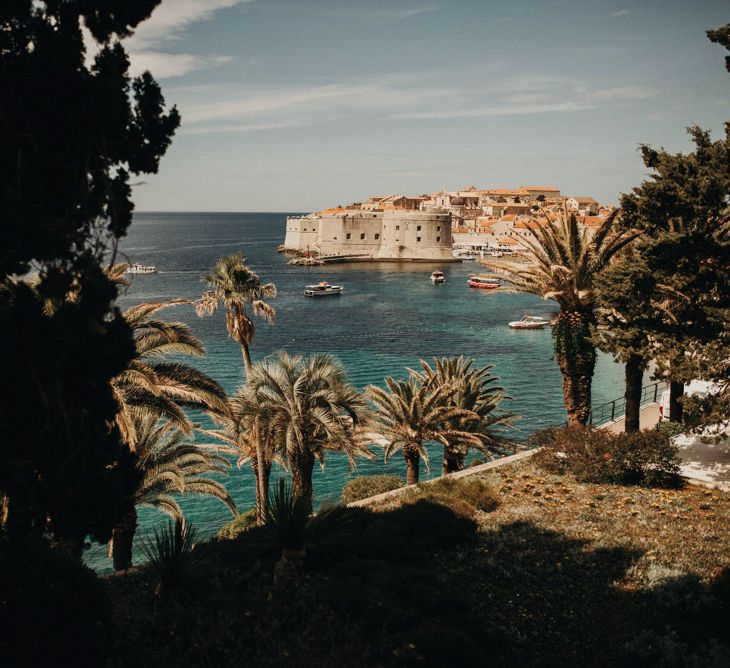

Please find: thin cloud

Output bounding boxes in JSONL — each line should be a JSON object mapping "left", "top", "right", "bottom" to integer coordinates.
{"left": 394, "top": 101, "right": 593, "bottom": 120}
{"left": 130, "top": 52, "right": 233, "bottom": 79}
{"left": 128, "top": 0, "right": 251, "bottom": 49}
{"left": 609, "top": 9, "right": 629, "bottom": 17}
{"left": 124, "top": 0, "right": 251, "bottom": 78}
{"left": 180, "top": 119, "right": 315, "bottom": 136}
{"left": 260, "top": 3, "right": 438, "bottom": 26}
{"left": 586, "top": 85, "right": 659, "bottom": 101}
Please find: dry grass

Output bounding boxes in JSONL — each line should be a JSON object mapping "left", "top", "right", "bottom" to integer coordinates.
{"left": 471, "top": 459, "right": 730, "bottom": 587}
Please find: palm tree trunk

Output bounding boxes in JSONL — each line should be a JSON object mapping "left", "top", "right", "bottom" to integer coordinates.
{"left": 241, "top": 342, "right": 253, "bottom": 377}
{"left": 403, "top": 446, "right": 421, "bottom": 485}
{"left": 251, "top": 453, "right": 271, "bottom": 525}
{"left": 110, "top": 507, "right": 137, "bottom": 571}
{"left": 624, "top": 354, "right": 645, "bottom": 433}
{"left": 241, "top": 341, "right": 268, "bottom": 526}
{"left": 553, "top": 311, "right": 597, "bottom": 425}
{"left": 291, "top": 450, "right": 315, "bottom": 515}
{"left": 669, "top": 381, "right": 684, "bottom": 423}
{"left": 442, "top": 449, "right": 465, "bottom": 475}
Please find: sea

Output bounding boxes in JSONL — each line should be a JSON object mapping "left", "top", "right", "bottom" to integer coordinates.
{"left": 85, "top": 211, "right": 627, "bottom": 572}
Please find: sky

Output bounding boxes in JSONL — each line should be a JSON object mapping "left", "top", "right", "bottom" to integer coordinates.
{"left": 123, "top": 0, "right": 730, "bottom": 212}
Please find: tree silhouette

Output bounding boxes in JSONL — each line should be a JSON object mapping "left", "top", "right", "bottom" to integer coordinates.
{"left": 0, "top": 1, "right": 179, "bottom": 549}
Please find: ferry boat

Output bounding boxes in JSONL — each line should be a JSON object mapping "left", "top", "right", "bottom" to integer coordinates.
{"left": 508, "top": 315, "right": 550, "bottom": 330}
{"left": 430, "top": 271, "right": 446, "bottom": 284}
{"left": 126, "top": 263, "right": 157, "bottom": 274}
{"left": 468, "top": 276, "right": 500, "bottom": 289}
{"left": 304, "top": 281, "right": 343, "bottom": 297}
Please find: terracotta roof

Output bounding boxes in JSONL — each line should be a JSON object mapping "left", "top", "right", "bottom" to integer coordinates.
{"left": 571, "top": 197, "right": 598, "bottom": 204}
{"left": 501, "top": 214, "right": 517, "bottom": 221}
{"left": 520, "top": 186, "right": 561, "bottom": 192}
{"left": 486, "top": 189, "right": 528, "bottom": 195}
{"left": 498, "top": 236, "right": 519, "bottom": 244}
{"left": 514, "top": 220, "right": 540, "bottom": 230}
{"left": 583, "top": 216, "right": 605, "bottom": 226}
{"left": 319, "top": 207, "right": 348, "bottom": 215}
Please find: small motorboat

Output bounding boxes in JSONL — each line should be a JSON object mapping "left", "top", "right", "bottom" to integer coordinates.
{"left": 430, "top": 270, "right": 446, "bottom": 284}
{"left": 468, "top": 276, "right": 500, "bottom": 289}
{"left": 126, "top": 263, "right": 157, "bottom": 274}
{"left": 508, "top": 315, "right": 550, "bottom": 329}
{"left": 304, "top": 281, "right": 343, "bottom": 297}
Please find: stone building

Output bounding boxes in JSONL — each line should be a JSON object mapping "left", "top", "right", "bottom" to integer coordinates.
{"left": 284, "top": 210, "right": 454, "bottom": 261}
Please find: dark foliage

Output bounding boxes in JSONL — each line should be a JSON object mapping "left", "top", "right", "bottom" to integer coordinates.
{"left": 532, "top": 425, "right": 682, "bottom": 487}
{"left": 141, "top": 518, "right": 201, "bottom": 599}
{"left": 0, "top": 1, "right": 178, "bottom": 275}
{"left": 0, "top": 277, "right": 140, "bottom": 546}
{"left": 0, "top": 1, "right": 178, "bottom": 546}
{"left": 0, "top": 538, "right": 111, "bottom": 667}
{"left": 106, "top": 491, "right": 729, "bottom": 667}
{"left": 340, "top": 474, "right": 403, "bottom": 504}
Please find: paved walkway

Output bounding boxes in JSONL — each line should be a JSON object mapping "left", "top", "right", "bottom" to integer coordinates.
{"left": 603, "top": 404, "right": 661, "bottom": 434}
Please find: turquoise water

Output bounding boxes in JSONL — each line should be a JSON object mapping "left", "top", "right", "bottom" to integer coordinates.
{"left": 85, "top": 212, "right": 626, "bottom": 572}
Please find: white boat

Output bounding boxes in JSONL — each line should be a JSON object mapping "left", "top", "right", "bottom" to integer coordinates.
{"left": 508, "top": 315, "right": 550, "bottom": 330}
{"left": 126, "top": 263, "right": 157, "bottom": 274}
{"left": 304, "top": 281, "right": 343, "bottom": 297}
{"left": 468, "top": 276, "right": 500, "bottom": 290}
{"left": 430, "top": 270, "right": 446, "bottom": 284}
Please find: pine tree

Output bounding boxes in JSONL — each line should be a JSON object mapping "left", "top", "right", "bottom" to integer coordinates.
{"left": 0, "top": 2, "right": 179, "bottom": 548}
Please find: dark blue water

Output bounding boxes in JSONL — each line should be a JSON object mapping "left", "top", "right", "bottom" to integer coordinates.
{"left": 85, "top": 212, "right": 626, "bottom": 572}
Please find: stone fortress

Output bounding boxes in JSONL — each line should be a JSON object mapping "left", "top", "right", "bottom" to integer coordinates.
{"left": 284, "top": 209, "right": 454, "bottom": 261}
{"left": 282, "top": 187, "right": 610, "bottom": 262}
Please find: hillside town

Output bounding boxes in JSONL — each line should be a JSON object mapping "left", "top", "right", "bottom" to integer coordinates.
{"left": 283, "top": 185, "right": 614, "bottom": 260}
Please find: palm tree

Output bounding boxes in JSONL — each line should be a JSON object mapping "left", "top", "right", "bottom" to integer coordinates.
{"left": 196, "top": 253, "right": 277, "bottom": 521}
{"left": 367, "top": 376, "right": 482, "bottom": 484}
{"left": 486, "top": 208, "right": 637, "bottom": 424}
{"left": 113, "top": 299, "right": 230, "bottom": 450}
{"left": 412, "top": 356, "right": 517, "bottom": 474}
{"left": 240, "top": 353, "right": 371, "bottom": 515}
{"left": 110, "top": 414, "right": 236, "bottom": 571}
{"left": 196, "top": 253, "right": 277, "bottom": 376}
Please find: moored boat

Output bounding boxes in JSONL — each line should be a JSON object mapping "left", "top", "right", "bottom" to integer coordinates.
{"left": 126, "top": 263, "right": 157, "bottom": 274}
{"left": 304, "top": 281, "right": 343, "bottom": 297}
{"left": 430, "top": 270, "right": 446, "bottom": 284}
{"left": 468, "top": 276, "right": 500, "bottom": 289}
{"left": 508, "top": 315, "right": 550, "bottom": 330}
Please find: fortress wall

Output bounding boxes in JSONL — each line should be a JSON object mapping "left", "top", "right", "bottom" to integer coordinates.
{"left": 284, "top": 216, "right": 320, "bottom": 250}
{"left": 318, "top": 213, "right": 382, "bottom": 256}
{"left": 377, "top": 211, "right": 453, "bottom": 260}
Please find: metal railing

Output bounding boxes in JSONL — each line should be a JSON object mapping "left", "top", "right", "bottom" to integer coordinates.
{"left": 589, "top": 380, "right": 669, "bottom": 426}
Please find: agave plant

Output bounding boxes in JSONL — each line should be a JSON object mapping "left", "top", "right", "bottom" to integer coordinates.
{"left": 412, "top": 356, "right": 516, "bottom": 473}
{"left": 485, "top": 208, "right": 638, "bottom": 424}
{"left": 141, "top": 517, "right": 200, "bottom": 598}
{"left": 367, "top": 376, "right": 483, "bottom": 484}
{"left": 109, "top": 414, "right": 236, "bottom": 571}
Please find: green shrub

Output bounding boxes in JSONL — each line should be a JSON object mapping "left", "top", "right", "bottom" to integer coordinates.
{"left": 403, "top": 476, "right": 499, "bottom": 518}
{"left": 340, "top": 474, "right": 403, "bottom": 504}
{"left": 531, "top": 425, "right": 682, "bottom": 488}
{"left": 656, "top": 420, "right": 685, "bottom": 437}
{"left": 217, "top": 508, "right": 257, "bottom": 540}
